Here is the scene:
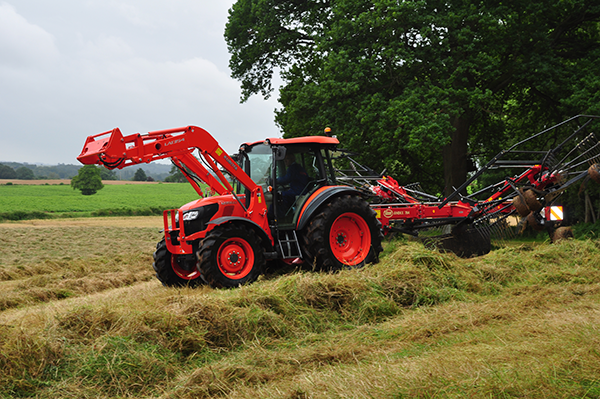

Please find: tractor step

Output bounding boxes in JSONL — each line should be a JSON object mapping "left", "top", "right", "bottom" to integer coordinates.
{"left": 277, "top": 230, "right": 302, "bottom": 259}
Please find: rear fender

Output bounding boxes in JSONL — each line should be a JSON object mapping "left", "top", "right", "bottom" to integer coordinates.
{"left": 296, "top": 186, "right": 359, "bottom": 231}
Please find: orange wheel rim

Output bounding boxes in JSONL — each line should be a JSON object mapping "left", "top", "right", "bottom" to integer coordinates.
{"left": 329, "top": 212, "right": 371, "bottom": 265}
{"left": 171, "top": 254, "right": 201, "bottom": 280}
{"left": 217, "top": 238, "right": 254, "bottom": 279}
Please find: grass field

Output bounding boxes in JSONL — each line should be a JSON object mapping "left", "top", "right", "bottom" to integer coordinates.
{"left": 1, "top": 217, "right": 599, "bottom": 398}
{"left": 0, "top": 183, "right": 200, "bottom": 220}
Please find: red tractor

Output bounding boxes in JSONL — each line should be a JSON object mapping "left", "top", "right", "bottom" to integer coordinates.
{"left": 77, "top": 126, "right": 383, "bottom": 288}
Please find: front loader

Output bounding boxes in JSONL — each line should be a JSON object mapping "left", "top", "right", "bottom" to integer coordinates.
{"left": 77, "top": 126, "right": 382, "bottom": 288}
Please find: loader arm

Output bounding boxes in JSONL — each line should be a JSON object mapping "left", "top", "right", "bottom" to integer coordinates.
{"left": 77, "top": 126, "right": 262, "bottom": 210}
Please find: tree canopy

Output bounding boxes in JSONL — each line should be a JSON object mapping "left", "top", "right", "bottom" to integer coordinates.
{"left": 133, "top": 168, "right": 148, "bottom": 182}
{"left": 164, "top": 165, "right": 187, "bottom": 183}
{"left": 15, "top": 167, "right": 35, "bottom": 180}
{"left": 226, "top": 0, "right": 600, "bottom": 195}
{"left": 71, "top": 165, "right": 104, "bottom": 195}
{"left": 99, "top": 167, "right": 117, "bottom": 180}
{"left": 0, "top": 164, "right": 17, "bottom": 179}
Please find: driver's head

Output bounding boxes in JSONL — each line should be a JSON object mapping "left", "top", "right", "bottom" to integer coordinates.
{"left": 284, "top": 152, "right": 296, "bottom": 167}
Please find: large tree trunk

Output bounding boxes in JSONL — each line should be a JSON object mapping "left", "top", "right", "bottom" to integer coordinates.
{"left": 443, "top": 115, "right": 471, "bottom": 198}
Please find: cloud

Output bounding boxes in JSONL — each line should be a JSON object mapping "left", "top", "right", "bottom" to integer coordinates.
{"left": 0, "top": 0, "right": 280, "bottom": 165}
{"left": 78, "top": 35, "right": 135, "bottom": 60}
{"left": 0, "top": 2, "right": 59, "bottom": 68}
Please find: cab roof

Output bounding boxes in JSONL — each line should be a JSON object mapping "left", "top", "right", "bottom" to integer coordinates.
{"left": 243, "top": 136, "right": 339, "bottom": 148}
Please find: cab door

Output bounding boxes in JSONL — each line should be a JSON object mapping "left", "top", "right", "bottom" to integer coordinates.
{"left": 272, "top": 145, "right": 330, "bottom": 227}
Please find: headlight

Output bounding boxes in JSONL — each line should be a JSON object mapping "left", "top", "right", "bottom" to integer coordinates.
{"left": 175, "top": 204, "right": 219, "bottom": 235}
{"left": 175, "top": 210, "right": 199, "bottom": 223}
{"left": 182, "top": 211, "right": 199, "bottom": 221}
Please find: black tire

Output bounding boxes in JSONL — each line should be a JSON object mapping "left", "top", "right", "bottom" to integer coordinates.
{"left": 197, "top": 224, "right": 265, "bottom": 288}
{"left": 302, "top": 194, "right": 383, "bottom": 271}
{"left": 153, "top": 239, "right": 203, "bottom": 287}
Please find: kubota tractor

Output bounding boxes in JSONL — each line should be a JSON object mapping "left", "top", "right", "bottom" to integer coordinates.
{"left": 77, "top": 126, "right": 383, "bottom": 288}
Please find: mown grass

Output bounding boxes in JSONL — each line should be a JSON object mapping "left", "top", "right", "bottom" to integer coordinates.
{"left": 0, "top": 225, "right": 162, "bottom": 310}
{"left": 1, "top": 222, "right": 600, "bottom": 398}
{"left": 0, "top": 183, "right": 199, "bottom": 220}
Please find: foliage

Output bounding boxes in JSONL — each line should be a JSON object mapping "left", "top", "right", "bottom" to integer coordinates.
{"left": 226, "top": 0, "right": 600, "bottom": 195}
{"left": 572, "top": 220, "right": 600, "bottom": 239}
{"left": 0, "top": 164, "right": 35, "bottom": 180}
{"left": 71, "top": 165, "right": 104, "bottom": 195}
{"left": 99, "top": 167, "right": 117, "bottom": 180}
{"left": 164, "top": 165, "right": 187, "bottom": 183}
{"left": 1, "top": 162, "right": 173, "bottom": 181}
{"left": 15, "top": 166, "right": 34, "bottom": 180}
{"left": 2, "top": 162, "right": 81, "bottom": 180}
{"left": 0, "top": 182, "right": 199, "bottom": 220}
{"left": 132, "top": 168, "right": 148, "bottom": 182}
{"left": 0, "top": 164, "right": 17, "bottom": 179}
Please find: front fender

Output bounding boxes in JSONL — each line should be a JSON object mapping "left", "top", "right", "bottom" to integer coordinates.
{"left": 296, "top": 186, "right": 359, "bottom": 231}
{"left": 207, "top": 217, "right": 274, "bottom": 248}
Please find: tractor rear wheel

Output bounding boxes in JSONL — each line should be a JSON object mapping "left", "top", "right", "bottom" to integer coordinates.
{"left": 197, "top": 224, "right": 265, "bottom": 288}
{"left": 302, "top": 195, "right": 383, "bottom": 271}
{"left": 153, "top": 238, "right": 203, "bottom": 287}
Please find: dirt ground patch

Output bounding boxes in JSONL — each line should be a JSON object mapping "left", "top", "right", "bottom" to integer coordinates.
{"left": 0, "top": 216, "right": 164, "bottom": 228}
{"left": 0, "top": 179, "right": 160, "bottom": 185}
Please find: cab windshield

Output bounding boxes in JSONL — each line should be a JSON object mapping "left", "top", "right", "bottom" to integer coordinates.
{"left": 244, "top": 143, "right": 272, "bottom": 184}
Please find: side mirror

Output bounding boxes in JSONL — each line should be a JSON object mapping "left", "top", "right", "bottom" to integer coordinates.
{"left": 274, "top": 146, "right": 287, "bottom": 161}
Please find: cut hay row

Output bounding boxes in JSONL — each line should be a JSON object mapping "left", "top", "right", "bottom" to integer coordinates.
{"left": 1, "top": 222, "right": 599, "bottom": 398}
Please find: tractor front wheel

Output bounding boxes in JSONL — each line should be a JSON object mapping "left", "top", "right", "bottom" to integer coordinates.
{"left": 153, "top": 239, "right": 203, "bottom": 287}
{"left": 303, "top": 195, "right": 383, "bottom": 271}
{"left": 197, "top": 224, "right": 265, "bottom": 288}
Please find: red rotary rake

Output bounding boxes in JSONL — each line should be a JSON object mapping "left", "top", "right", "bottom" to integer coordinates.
{"left": 335, "top": 115, "right": 600, "bottom": 257}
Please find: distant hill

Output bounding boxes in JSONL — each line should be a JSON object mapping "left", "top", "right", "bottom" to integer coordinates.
{"left": 0, "top": 162, "right": 173, "bottom": 181}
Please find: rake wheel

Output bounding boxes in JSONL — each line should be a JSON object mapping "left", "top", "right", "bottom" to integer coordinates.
{"left": 589, "top": 163, "right": 600, "bottom": 184}
{"left": 523, "top": 189, "right": 543, "bottom": 212}
{"left": 527, "top": 212, "right": 545, "bottom": 231}
{"left": 513, "top": 190, "right": 531, "bottom": 217}
{"left": 552, "top": 226, "right": 574, "bottom": 242}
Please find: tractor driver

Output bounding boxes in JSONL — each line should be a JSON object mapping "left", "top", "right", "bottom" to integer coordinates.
{"left": 271, "top": 151, "right": 310, "bottom": 219}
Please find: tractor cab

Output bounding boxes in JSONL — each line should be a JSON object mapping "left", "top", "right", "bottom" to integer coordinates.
{"left": 239, "top": 137, "right": 340, "bottom": 229}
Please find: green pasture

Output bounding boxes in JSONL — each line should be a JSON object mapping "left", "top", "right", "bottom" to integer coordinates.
{"left": 0, "top": 183, "right": 200, "bottom": 220}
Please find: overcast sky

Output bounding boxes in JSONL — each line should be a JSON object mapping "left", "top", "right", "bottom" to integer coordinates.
{"left": 0, "top": 0, "right": 281, "bottom": 165}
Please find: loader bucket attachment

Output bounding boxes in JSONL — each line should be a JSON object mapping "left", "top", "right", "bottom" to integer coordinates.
{"left": 77, "top": 128, "right": 127, "bottom": 168}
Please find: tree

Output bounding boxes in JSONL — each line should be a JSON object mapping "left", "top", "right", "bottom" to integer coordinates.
{"left": 164, "top": 165, "right": 186, "bottom": 183}
{"left": 15, "top": 166, "right": 35, "bottom": 180}
{"left": 226, "top": 0, "right": 600, "bottom": 195}
{"left": 99, "top": 167, "right": 117, "bottom": 180}
{"left": 71, "top": 165, "right": 104, "bottom": 195}
{"left": 132, "top": 168, "right": 147, "bottom": 181}
{"left": 0, "top": 164, "right": 17, "bottom": 179}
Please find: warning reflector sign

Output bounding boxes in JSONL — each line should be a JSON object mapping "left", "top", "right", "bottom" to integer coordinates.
{"left": 545, "top": 206, "right": 564, "bottom": 221}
